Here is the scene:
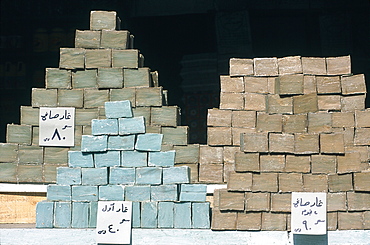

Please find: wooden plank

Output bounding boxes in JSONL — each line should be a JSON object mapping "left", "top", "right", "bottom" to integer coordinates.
{"left": 0, "top": 193, "right": 46, "bottom": 223}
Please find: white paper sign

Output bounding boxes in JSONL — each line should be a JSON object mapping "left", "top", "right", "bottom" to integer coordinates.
{"left": 291, "top": 192, "right": 327, "bottom": 235}
{"left": 39, "top": 107, "right": 75, "bottom": 147}
{"left": 96, "top": 201, "right": 132, "bottom": 244}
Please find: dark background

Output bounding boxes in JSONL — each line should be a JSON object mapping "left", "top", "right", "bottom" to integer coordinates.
{"left": 1, "top": 0, "right": 369, "bottom": 144}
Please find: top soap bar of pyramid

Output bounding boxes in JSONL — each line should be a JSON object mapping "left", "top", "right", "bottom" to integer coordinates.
{"left": 90, "top": 11, "right": 117, "bottom": 30}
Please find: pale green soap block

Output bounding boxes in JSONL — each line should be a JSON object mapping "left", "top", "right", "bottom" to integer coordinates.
{"left": 101, "top": 30, "right": 129, "bottom": 49}
{"left": 110, "top": 88, "right": 136, "bottom": 106}
{"left": 162, "top": 126, "right": 189, "bottom": 146}
{"left": 44, "top": 147, "right": 69, "bottom": 164}
{"left": 72, "top": 69, "right": 97, "bottom": 88}
{"left": 84, "top": 89, "right": 109, "bottom": 108}
{"left": 75, "top": 108, "right": 99, "bottom": 126}
{"left": 0, "top": 143, "right": 18, "bottom": 162}
{"left": 135, "top": 87, "right": 163, "bottom": 107}
{"left": 18, "top": 145, "right": 44, "bottom": 164}
{"left": 124, "top": 67, "right": 151, "bottom": 87}
{"left": 90, "top": 11, "right": 117, "bottom": 31}
{"left": 17, "top": 164, "right": 43, "bottom": 183}
{"left": 112, "top": 49, "right": 139, "bottom": 68}
{"left": 59, "top": 48, "right": 85, "bottom": 69}
{"left": 58, "top": 89, "right": 84, "bottom": 107}
{"left": 151, "top": 106, "right": 179, "bottom": 127}
{"left": 174, "top": 144, "right": 200, "bottom": 164}
{"left": 45, "top": 68, "right": 71, "bottom": 89}
{"left": 32, "top": 127, "right": 39, "bottom": 145}
{"left": 7, "top": 124, "right": 32, "bottom": 145}
{"left": 75, "top": 30, "right": 101, "bottom": 48}
{"left": 97, "top": 68, "right": 123, "bottom": 88}
{"left": 32, "top": 88, "right": 57, "bottom": 107}
{"left": 85, "top": 49, "right": 111, "bottom": 68}
{"left": 20, "top": 106, "right": 39, "bottom": 126}
{"left": 0, "top": 162, "right": 17, "bottom": 182}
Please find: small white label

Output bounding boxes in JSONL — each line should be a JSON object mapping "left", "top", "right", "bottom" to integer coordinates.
{"left": 291, "top": 192, "right": 327, "bottom": 235}
{"left": 96, "top": 201, "right": 132, "bottom": 244}
{"left": 39, "top": 107, "right": 75, "bottom": 147}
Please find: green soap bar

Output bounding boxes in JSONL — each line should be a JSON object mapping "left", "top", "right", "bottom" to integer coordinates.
{"left": 45, "top": 68, "right": 71, "bottom": 89}
{"left": 135, "top": 87, "right": 162, "bottom": 107}
{"left": 162, "top": 126, "right": 188, "bottom": 146}
{"left": 0, "top": 143, "right": 18, "bottom": 162}
{"left": 32, "top": 88, "right": 58, "bottom": 107}
{"left": 75, "top": 109, "right": 99, "bottom": 126}
{"left": 17, "top": 164, "right": 43, "bottom": 183}
{"left": 97, "top": 68, "right": 123, "bottom": 88}
{"left": 18, "top": 145, "right": 43, "bottom": 164}
{"left": 7, "top": 124, "right": 32, "bottom": 145}
{"left": 101, "top": 30, "right": 129, "bottom": 49}
{"left": 44, "top": 147, "right": 69, "bottom": 164}
{"left": 75, "top": 30, "right": 101, "bottom": 48}
{"left": 112, "top": 49, "right": 138, "bottom": 68}
{"left": 90, "top": 11, "right": 117, "bottom": 31}
{"left": 59, "top": 48, "right": 85, "bottom": 69}
{"left": 85, "top": 49, "right": 111, "bottom": 68}
{"left": 72, "top": 69, "right": 97, "bottom": 88}
{"left": 110, "top": 88, "right": 136, "bottom": 106}
{"left": 151, "top": 106, "right": 179, "bottom": 127}
{"left": 0, "top": 162, "right": 17, "bottom": 182}
{"left": 84, "top": 89, "right": 109, "bottom": 108}
{"left": 124, "top": 67, "right": 151, "bottom": 87}
{"left": 58, "top": 89, "right": 84, "bottom": 107}
{"left": 20, "top": 106, "right": 39, "bottom": 126}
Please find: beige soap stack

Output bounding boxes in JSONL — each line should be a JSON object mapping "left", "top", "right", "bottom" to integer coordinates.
{"left": 208, "top": 55, "right": 370, "bottom": 231}
{"left": 0, "top": 11, "right": 196, "bottom": 184}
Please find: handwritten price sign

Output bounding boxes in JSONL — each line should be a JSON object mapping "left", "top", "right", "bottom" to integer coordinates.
{"left": 291, "top": 192, "right": 327, "bottom": 235}
{"left": 39, "top": 107, "right": 75, "bottom": 147}
{"left": 96, "top": 201, "right": 132, "bottom": 244}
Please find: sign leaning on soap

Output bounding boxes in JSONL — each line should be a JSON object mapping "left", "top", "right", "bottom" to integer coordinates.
{"left": 291, "top": 192, "right": 327, "bottom": 235}
{"left": 96, "top": 201, "right": 132, "bottom": 244}
{"left": 39, "top": 107, "right": 75, "bottom": 146}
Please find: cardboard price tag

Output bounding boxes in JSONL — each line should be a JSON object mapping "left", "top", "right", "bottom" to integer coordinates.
{"left": 96, "top": 201, "right": 132, "bottom": 244}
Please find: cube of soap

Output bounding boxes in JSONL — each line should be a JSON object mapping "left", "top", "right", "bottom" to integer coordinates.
{"left": 90, "top": 11, "right": 117, "bottom": 30}
{"left": 158, "top": 202, "right": 174, "bottom": 228}
{"left": 163, "top": 166, "right": 190, "bottom": 184}
{"left": 99, "top": 185, "right": 125, "bottom": 201}
{"left": 135, "top": 167, "right": 162, "bottom": 185}
{"left": 68, "top": 151, "right": 94, "bottom": 168}
{"left": 135, "top": 133, "right": 163, "bottom": 152}
{"left": 54, "top": 202, "right": 72, "bottom": 228}
{"left": 181, "top": 184, "right": 207, "bottom": 193}
{"left": 81, "top": 168, "right": 108, "bottom": 185}
{"left": 71, "top": 202, "right": 89, "bottom": 228}
{"left": 108, "top": 135, "right": 135, "bottom": 150}
{"left": 121, "top": 150, "right": 147, "bottom": 167}
{"left": 94, "top": 150, "right": 120, "bottom": 167}
{"left": 141, "top": 201, "right": 158, "bottom": 228}
{"left": 75, "top": 30, "right": 101, "bottom": 49}
{"left": 6, "top": 124, "right": 32, "bottom": 145}
{"left": 125, "top": 185, "right": 151, "bottom": 201}
{"left": 91, "top": 119, "right": 118, "bottom": 135}
{"left": 57, "top": 167, "right": 81, "bottom": 185}
{"left": 341, "top": 74, "right": 367, "bottom": 95}
{"left": 45, "top": 68, "right": 71, "bottom": 89}
{"left": 277, "top": 56, "right": 302, "bottom": 75}
{"left": 112, "top": 49, "right": 139, "bottom": 68}
{"left": 119, "top": 116, "right": 145, "bottom": 135}
{"left": 151, "top": 185, "right": 178, "bottom": 201}
{"left": 72, "top": 69, "right": 97, "bottom": 88}
{"left": 179, "top": 192, "right": 206, "bottom": 202}
{"left": 72, "top": 186, "right": 98, "bottom": 201}
{"left": 229, "top": 58, "right": 254, "bottom": 76}
{"left": 124, "top": 68, "right": 151, "bottom": 87}
{"left": 109, "top": 167, "right": 135, "bottom": 185}
{"left": 105, "top": 100, "right": 133, "bottom": 118}
{"left": 148, "top": 151, "right": 175, "bottom": 167}
{"left": 47, "top": 185, "right": 71, "bottom": 201}
{"left": 192, "top": 202, "right": 210, "bottom": 229}
{"left": 81, "top": 135, "right": 108, "bottom": 152}
{"left": 59, "top": 48, "right": 85, "bottom": 69}
{"left": 36, "top": 201, "right": 54, "bottom": 228}
{"left": 101, "top": 30, "right": 130, "bottom": 49}
{"left": 97, "top": 68, "right": 123, "bottom": 88}
{"left": 132, "top": 202, "right": 141, "bottom": 228}
{"left": 254, "top": 57, "right": 278, "bottom": 76}
{"left": 174, "top": 202, "right": 191, "bottom": 228}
